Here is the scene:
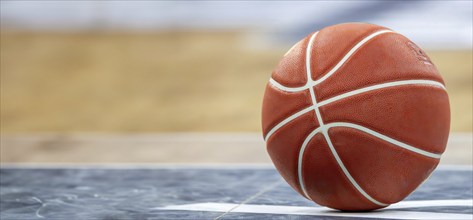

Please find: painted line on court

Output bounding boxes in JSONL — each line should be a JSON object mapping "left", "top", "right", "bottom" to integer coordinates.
{"left": 155, "top": 199, "right": 473, "bottom": 220}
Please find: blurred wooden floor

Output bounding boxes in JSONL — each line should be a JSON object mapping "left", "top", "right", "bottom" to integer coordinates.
{"left": 1, "top": 133, "right": 471, "bottom": 165}
{"left": 1, "top": 31, "right": 472, "bottom": 133}
{"left": 1, "top": 32, "right": 471, "bottom": 165}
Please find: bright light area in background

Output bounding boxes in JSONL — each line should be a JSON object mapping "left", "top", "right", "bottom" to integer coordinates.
{"left": 1, "top": 1, "right": 472, "bottom": 49}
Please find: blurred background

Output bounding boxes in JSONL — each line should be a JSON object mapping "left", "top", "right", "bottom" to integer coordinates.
{"left": 1, "top": 1, "right": 472, "bottom": 164}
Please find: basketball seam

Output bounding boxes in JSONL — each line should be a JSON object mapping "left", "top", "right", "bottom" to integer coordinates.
{"left": 295, "top": 121, "right": 443, "bottom": 206}
{"left": 305, "top": 32, "right": 325, "bottom": 127}
{"left": 313, "top": 29, "right": 393, "bottom": 85}
{"left": 264, "top": 29, "right": 445, "bottom": 207}
{"left": 303, "top": 30, "right": 388, "bottom": 207}
{"left": 268, "top": 29, "right": 396, "bottom": 92}
{"left": 264, "top": 80, "right": 445, "bottom": 141}
{"left": 327, "top": 122, "right": 442, "bottom": 159}
{"left": 322, "top": 130, "right": 387, "bottom": 207}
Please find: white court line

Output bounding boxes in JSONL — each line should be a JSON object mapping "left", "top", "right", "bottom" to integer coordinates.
{"left": 155, "top": 199, "right": 473, "bottom": 220}
{"left": 388, "top": 199, "right": 473, "bottom": 209}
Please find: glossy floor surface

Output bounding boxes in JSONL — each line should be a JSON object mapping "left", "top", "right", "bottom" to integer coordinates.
{"left": 0, "top": 165, "right": 471, "bottom": 219}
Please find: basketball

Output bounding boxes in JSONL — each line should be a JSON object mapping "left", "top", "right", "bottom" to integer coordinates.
{"left": 261, "top": 23, "right": 450, "bottom": 211}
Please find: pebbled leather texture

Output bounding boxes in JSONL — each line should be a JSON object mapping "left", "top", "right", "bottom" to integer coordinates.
{"left": 261, "top": 23, "right": 450, "bottom": 211}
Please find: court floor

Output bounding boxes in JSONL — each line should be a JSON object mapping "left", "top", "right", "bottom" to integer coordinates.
{"left": 1, "top": 133, "right": 471, "bottom": 164}
{"left": 0, "top": 164, "right": 471, "bottom": 220}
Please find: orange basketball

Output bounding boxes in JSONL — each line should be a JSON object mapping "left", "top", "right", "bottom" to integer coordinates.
{"left": 261, "top": 23, "right": 450, "bottom": 211}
